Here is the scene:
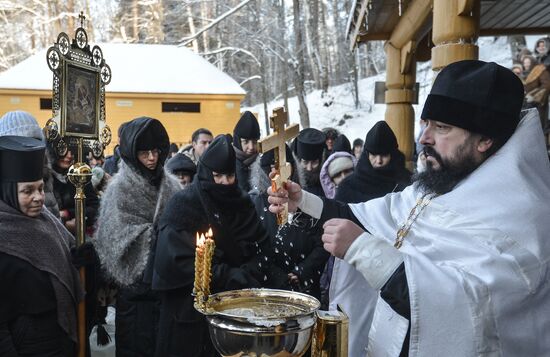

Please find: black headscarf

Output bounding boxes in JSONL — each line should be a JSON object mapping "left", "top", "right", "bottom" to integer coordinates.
{"left": 197, "top": 134, "right": 245, "bottom": 210}
{"left": 333, "top": 134, "right": 352, "bottom": 154}
{"left": 364, "top": 121, "right": 398, "bottom": 155}
{"left": 233, "top": 111, "right": 260, "bottom": 150}
{"left": 0, "top": 183, "right": 18, "bottom": 210}
{"left": 119, "top": 117, "right": 170, "bottom": 187}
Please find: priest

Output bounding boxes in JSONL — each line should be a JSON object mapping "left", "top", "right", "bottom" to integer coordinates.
{"left": 268, "top": 60, "right": 550, "bottom": 355}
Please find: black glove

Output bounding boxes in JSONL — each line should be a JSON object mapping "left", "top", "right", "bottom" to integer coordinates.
{"left": 226, "top": 268, "right": 261, "bottom": 290}
{"left": 71, "top": 241, "right": 97, "bottom": 269}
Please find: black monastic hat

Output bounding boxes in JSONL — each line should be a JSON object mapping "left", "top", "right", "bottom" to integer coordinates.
{"left": 421, "top": 60, "right": 524, "bottom": 140}
{"left": 295, "top": 128, "right": 326, "bottom": 161}
{"left": 0, "top": 136, "right": 45, "bottom": 182}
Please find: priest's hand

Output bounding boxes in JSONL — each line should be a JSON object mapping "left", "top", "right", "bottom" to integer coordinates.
{"left": 322, "top": 219, "right": 364, "bottom": 258}
{"left": 267, "top": 177, "right": 302, "bottom": 214}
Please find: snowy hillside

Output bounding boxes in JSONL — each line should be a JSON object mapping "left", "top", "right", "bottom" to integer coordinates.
{"left": 246, "top": 36, "right": 536, "bottom": 142}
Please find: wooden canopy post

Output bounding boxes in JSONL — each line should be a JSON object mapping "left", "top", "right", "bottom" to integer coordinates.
{"left": 432, "top": 0, "right": 480, "bottom": 71}
{"left": 379, "top": 0, "right": 432, "bottom": 165}
{"left": 384, "top": 42, "right": 417, "bottom": 164}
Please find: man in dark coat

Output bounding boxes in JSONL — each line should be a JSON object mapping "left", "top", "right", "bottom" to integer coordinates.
{"left": 152, "top": 134, "right": 272, "bottom": 357}
{"left": 294, "top": 128, "right": 327, "bottom": 197}
{"left": 249, "top": 144, "right": 329, "bottom": 301}
{"left": 232, "top": 111, "right": 261, "bottom": 192}
{"left": 93, "top": 117, "right": 181, "bottom": 357}
{"left": 335, "top": 121, "right": 411, "bottom": 204}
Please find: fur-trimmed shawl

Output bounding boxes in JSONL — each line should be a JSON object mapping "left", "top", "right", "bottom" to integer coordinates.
{"left": 93, "top": 161, "right": 181, "bottom": 286}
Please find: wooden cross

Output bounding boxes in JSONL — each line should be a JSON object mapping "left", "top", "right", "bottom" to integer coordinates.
{"left": 258, "top": 107, "right": 299, "bottom": 225}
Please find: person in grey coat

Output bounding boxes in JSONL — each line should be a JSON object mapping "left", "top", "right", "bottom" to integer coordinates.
{"left": 93, "top": 116, "right": 181, "bottom": 357}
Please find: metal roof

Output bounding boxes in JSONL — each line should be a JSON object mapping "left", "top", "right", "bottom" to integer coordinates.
{"left": 349, "top": 0, "right": 550, "bottom": 47}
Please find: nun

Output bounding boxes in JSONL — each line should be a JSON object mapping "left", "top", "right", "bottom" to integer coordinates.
{"left": 0, "top": 136, "right": 83, "bottom": 356}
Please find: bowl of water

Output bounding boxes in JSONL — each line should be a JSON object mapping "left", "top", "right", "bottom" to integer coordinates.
{"left": 196, "top": 288, "right": 320, "bottom": 357}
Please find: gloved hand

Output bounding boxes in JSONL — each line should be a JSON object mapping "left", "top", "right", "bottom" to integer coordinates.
{"left": 226, "top": 268, "right": 261, "bottom": 290}
{"left": 71, "top": 241, "right": 97, "bottom": 269}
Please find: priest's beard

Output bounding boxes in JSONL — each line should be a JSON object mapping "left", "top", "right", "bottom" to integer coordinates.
{"left": 413, "top": 141, "right": 481, "bottom": 195}
{"left": 303, "top": 166, "right": 321, "bottom": 188}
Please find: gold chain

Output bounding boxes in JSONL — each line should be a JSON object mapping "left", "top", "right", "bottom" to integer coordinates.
{"left": 394, "top": 194, "right": 437, "bottom": 249}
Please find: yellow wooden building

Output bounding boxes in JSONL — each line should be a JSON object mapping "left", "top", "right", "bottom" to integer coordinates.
{"left": 0, "top": 43, "right": 246, "bottom": 153}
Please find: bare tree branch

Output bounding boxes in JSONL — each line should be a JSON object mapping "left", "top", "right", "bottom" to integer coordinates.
{"left": 178, "top": 0, "right": 254, "bottom": 47}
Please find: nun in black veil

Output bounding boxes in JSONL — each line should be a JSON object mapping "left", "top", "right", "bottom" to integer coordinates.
{"left": 0, "top": 136, "right": 83, "bottom": 356}
{"left": 152, "top": 134, "right": 273, "bottom": 357}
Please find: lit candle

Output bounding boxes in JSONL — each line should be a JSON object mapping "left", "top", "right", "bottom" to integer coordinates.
{"left": 202, "top": 235, "right": 215, "bottom": 297}
{"left": 194, "top": 232, "right": 205, "bottom": 301}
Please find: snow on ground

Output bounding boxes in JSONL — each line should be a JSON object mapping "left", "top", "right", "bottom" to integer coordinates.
{"left": 245, "top": 36, "right": 517, "bottom": 142}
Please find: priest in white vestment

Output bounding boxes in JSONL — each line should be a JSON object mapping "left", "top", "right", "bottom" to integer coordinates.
{"left": 268, "top": 60, "right": 550, "bottom": 356}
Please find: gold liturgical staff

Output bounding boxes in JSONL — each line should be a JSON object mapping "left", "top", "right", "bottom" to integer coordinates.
{"left": 44, "top": 12, "right": 112, "bottom": 357}
{"left": 258, "top": 107, "right": 299, "bottom": 225}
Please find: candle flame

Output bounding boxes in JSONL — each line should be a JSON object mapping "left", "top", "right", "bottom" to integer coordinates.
{"left": 196, "top": 232, "right": 206, "bottom": 246}
{"left": 207, "top": 227, "right": 213, "bottom": 238}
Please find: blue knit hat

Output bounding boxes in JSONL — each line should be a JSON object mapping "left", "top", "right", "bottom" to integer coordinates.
{"left": 0, "top": 111, "right": 44, "bottom": 141}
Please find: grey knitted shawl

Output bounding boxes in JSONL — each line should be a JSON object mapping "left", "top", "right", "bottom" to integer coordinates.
{"left": 93, "top": 161, "right": 181, "bottom": 286}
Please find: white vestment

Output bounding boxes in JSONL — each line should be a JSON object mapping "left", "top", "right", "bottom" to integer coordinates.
{"left": 344, "top": 110, "right": 550, "bottom": 356}
{"left": 329, "top": 258, "right": 378, "bottom": 357}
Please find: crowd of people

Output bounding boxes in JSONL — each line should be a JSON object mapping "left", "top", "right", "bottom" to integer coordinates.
{"left": 1, "top": 58, "right": 549, "bottom": 357}
{"left": 511, "top": 36, "right": 550, "bottom": 134}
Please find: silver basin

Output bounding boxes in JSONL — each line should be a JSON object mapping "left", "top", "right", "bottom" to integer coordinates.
{"left": 196, "top": 288, "right": 320, "bottom": 357}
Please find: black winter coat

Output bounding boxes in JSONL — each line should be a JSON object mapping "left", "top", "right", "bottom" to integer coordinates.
{"left": 103, "top": 146, "right": 121, "bottom": 176}
{"left": 52, "top": 173, "right": 99, "bottom": 229}
{"left": 0, "top": 253, "right": 74, "bottom": 357}
{"left": 152, "top": 179, "right": 273, "bottom": 357}
{"left": 115, "top": 283, "right": 160, "bottom": 357}
{"left": 249, "top": 192, "right": 329, "bottom": 300}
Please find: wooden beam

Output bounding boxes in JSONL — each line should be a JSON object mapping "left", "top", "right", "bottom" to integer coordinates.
{"left": 358, "top": 32, "right": 393, "bottom": 42}
{"left": 349, "top": 0, "right": 370, "bottom": 52}
{"left": 458, "top": 0, "right": 476, "bottom": 15}
{"left": 389, "top": 0, "right": 433, "bottom": 49}
{"left": 401, "top": 40, "right": 416, "bottom": 74}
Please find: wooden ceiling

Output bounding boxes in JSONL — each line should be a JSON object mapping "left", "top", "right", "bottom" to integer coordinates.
{"left": 348, "top": 0, "right": 550, "bottom": 47}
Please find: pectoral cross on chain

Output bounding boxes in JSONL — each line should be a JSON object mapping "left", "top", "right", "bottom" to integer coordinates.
{"left": 258, "top": 107, "right": 299, "bottom": 225}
